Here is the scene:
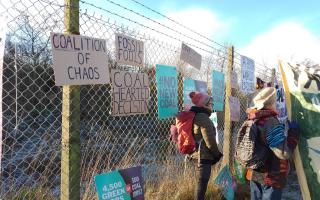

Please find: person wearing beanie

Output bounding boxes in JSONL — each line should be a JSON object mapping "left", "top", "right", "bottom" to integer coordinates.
{"left": 188, "top": 91, "right": 222, "bottom": 200}
{"left": 243, "top": 87, "right": 300, "bottom": 200}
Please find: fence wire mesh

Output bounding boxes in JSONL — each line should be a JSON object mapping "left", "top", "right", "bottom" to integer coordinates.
{"left": 0, "top": 0, "right": 275, "bottom": 199}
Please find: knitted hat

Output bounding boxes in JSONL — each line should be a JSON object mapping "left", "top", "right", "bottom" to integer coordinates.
{"left": 189, "top": 91, "right": 212, "bottom": 107}
{"left": 252, "top": 87, "right": 277, "bottom": 110}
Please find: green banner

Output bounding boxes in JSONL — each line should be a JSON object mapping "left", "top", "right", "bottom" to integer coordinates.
{"left": 280, "top": 61, "right": 320, "bottom": 200}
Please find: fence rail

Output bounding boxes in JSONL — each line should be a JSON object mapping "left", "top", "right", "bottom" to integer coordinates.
{"left": 0, "top": 0, "right": 276, "bottom": 199}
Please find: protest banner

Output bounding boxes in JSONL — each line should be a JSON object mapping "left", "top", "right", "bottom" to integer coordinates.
{"left": 111, "top": 69, "right": 150, "bottom": 116}
{"left": 156, "top": 64, "right": 178, "bottom": 119}
{"left": 115, "top": 33, "right": 144, "bottom": 68}
{"left": 180, "top": 43, "right": 202, "bottom": 70}
{"left": 183, "top": 78, "right": 207, "bottom": 108}
{"left": 240, "top": 55, "right": 255, "bottom": 93}
{"left": 95, "top": 166, "right": 144, "bottom": 200}
{"left": 212, "top": 70, "right": 225, "bottom": 111}
{"left": 50, "top": 33, "right": 109, "bottom": 86}
{"left": 229, "top": 96, "right": 240, "bottom": 122}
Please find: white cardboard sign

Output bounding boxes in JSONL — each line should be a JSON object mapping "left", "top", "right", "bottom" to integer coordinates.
{"left": 50, "top": 33, "right": 109, "bottom": 86}
{"left": 180, "top": 43, "right": 202, "bottom": 70}
{"left": 240, "top": 55, "right": 255, "bottom": 93}
{"left": 111, "top": 69, "right": 150, "bottom": 116}
{"left": 115, "top": 33, "right": 144, "bottom": 67}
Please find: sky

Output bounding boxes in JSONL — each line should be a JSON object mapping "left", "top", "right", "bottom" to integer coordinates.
{"left": 2, "top": 0, "right": 319, "bottom": 69}
{"left": 88, "top": 0, "right": 320, "bottom": 68}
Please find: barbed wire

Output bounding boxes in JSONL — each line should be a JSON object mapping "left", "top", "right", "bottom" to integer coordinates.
{"left": 126, "top": 0, "right": 275, "bottom": 77}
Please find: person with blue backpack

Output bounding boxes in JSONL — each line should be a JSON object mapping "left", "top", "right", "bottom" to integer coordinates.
{"left": 236, "top": 87, "right": 299, "bottom": 200}
{"left": 187, "top": 91, "right": 223, "bottom": 200}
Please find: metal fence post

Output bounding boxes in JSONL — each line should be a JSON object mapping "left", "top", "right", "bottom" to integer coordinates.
{"left": 222, "top": 46, "right": 234, "bottom": 166}
{"left": 61, "top": 0, "right": 80, "bottom": 199}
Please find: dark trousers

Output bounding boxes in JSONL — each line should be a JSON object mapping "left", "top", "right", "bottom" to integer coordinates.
{"left": 250, "top": 180, "right": 282, "bottom": 200}
{"left": 195, "top": 163, "right": 212, "bottom": 200}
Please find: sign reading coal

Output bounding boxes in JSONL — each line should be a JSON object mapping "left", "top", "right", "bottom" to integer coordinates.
{"left": 180, "top": 43, "right": 202, "bottom": 70}
{"left": 95, "top": 166, "right": 144, "bottom": 200}
{"left": 50, "top": 33, "right": 109, "bottom": 86}
{"left": 156, "top": 64, "right": 178, "bottom": 119}
{"left": 111, "top": 69, "right": 149, "bottom": 116}
{"left": 115, "top": 33, "right": 144, "bottom": 67}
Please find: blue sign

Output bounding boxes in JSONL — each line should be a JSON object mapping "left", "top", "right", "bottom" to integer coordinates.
{"left": 183, "top": 78, "right": 207, "bottom": 108}
{"left": 156, "top": 64, "right": 178, "bottom": 119}
{"left": 95, "top": 166, "right": 144, "bottom": 200}
{"left": 214, "top": 165, "right": 235, "bottom": 200}
{"left": 212, "top": 70, "right": 225, "bottom": 111}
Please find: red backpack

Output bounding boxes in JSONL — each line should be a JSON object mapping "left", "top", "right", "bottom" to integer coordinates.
{"left": 170, "top": 111, "right": 196, "bottom": 154}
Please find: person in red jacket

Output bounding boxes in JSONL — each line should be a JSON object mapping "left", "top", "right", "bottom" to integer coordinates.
{"left": 245, "top": 87, "right": 299, "bottom": 200}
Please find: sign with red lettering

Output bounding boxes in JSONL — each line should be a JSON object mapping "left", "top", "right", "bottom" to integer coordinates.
{"left": 115, "top": 33, "right": 144, "bottom": 68}
{"left": 111, "top": 69, "right": 150, "bottom": 116}
{"left": 50, "top": 32, "right": 110, "bottom": 86}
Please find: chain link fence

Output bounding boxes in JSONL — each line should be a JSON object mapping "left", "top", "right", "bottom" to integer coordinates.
{"left": 0, "top": 0, "right": 275, "bottom": 199}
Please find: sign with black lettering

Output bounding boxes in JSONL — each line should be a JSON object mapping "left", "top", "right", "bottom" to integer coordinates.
{"left": 50, "top": 33, "right": 109, "bottom": 86}
{"left": 156, "top": 64, "right": 178, "bottom": 119}
{"left": 115, "top": 33, "right": 144, "bottom": 68}
{"left": 180, "top": 43, "right": 202, "bottom": 70}
{"left": 111, "top": 69, "right": 149, "bottom": 116}
{"left": 240, "top": 55, "right": 255, "bottom": 93}
{"left": 95, "top": 166, "right": 144, "bottom": 200}
{"left": 229, "top": 96, "right": 240, "bottom": 122}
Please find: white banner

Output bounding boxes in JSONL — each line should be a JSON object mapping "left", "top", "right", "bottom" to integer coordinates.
{"left": 50, "top": 33, "right": 110, "bottom": 86}
{"left": 180, "top": 43, "right": 202, "bottom": 70}
{"left": 240, "top": 55, "right": 255, "bottom": 93}
{"left": 115, "top": 33, "right": 144, "bottom": 67}
{"left": 111, "top": 69, "right": 150, "bottom": 116}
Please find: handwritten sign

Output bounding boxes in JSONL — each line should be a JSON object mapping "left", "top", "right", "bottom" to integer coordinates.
{"left": 229, "top": 96, "right": 240, "bottom": 122}
{"left": 180, "top": 43, "right": 202, "bottom": 70}
{"left": 115, "top": 33, "right": 144, "bottom": 67}
{"left": 111, "top": 69, "right": 149, "bottom": 116}
{"left": 240, "top": 55, "right": 255, "bottom": 93}
{"left": 212, "top": 70, "right": 225, "bottom": 111}
{"left": 231, "top": 71, "right": 238, "bottom": 89}
{"left": 183, "top": 78, "right": 207, "bottom": 108}
{"left": 50, "top": 33, "right": 109, "bottom": 86}
{"left": 95, "top": 166, "right": 144, "bottom": 200}
{"left": 156, "top": 64, "right": 178, "bottom": 119}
